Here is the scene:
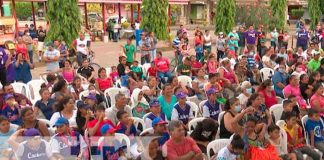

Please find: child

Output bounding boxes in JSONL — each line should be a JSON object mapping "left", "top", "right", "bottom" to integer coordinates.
{"left": 96, "top": 67, "right": 113, "bottom": 93}
{"left": 147, "top": 61, "right": 157, "bottom": 77}
{"left": 116, "top": 110, "right": 137, "bottom": 136}
{"left": 0, "top": 116, "right": 16, "bottom": 159}
{"left": 204, "top": 73, "right": 223, "bottom": 92}
{"left": 98, "top": 124, "right": 126, "bottom": 160}
{"left": 190, "top": 55, "right": 203, "bottom": 77}
{"left": 268, "top": 124, "right": 297, "bottom": 160}
{"left": 227, "top": 35, "right": 237, "bottom": 58}
{"left": 247, "top": 46, "right": 256, "bottom": 69}
{"left": 216, "top": 134, "right": 244, "bottom": 160}
{"left": 306, "top": 109, "right": 324, "bottom": 154}
{"left": 144, "top": 99, "right": 167, "bottom": 128}
{"left": 280, "top": 99, "right": 294, "bottom": 121}
{"left": 284, "top": 111, "right": 320, "bottom": 160}
{"left": 51, "top": 117, "right": 87, "bottom": 159}
{"left": 206, "top": 54, "right": 218, "bottom": 74}
{"left": 123, "top": 38, "right": 136, "bottom": 67}
{"left": 131, "top": 60, "right": 143, "bottom": 78}
{"left": 109, "top": 66, "right": 119, "bottom": 83}
{"left": 195, "top": 43, "right": 203, "bottom": 61}
{"left": 1, "top": 94, "right": 21, "bottom": 125}
{"left": 202, "top": 88, "right": 221, "bottom": 121}
{"left": 171, "top": 92, "right": 194, "bottom": 126}
{"left": 18, "top": 98, "right": 31, "bottom": 109}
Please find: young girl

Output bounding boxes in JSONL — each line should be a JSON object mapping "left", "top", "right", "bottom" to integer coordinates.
{"left": 95, "top": 68, "right": 113, "bottom": 94}
{"left": 206, "top": 54, "right": 218, "bottom": 74}
{"left": 109, "top": 66, "right": 119, "bottom": 83}
{"left": 131, "top": 88, "right": 149, "bottom": 118}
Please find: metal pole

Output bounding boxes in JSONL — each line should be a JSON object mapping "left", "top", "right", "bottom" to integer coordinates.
{"left": 131, "top": 4, "right": 134, "bottom": 23}
{"left": 102, "top": 3, "right": 106, "bottom": 35}
{"left": 84, "top": 2, "right": 88, "bottom": 29}
{"left": 168, "top": 4, "right": 171, "bottom": 32}
{"left": 32, "top": 2, "right": 36, "bottom": 29}
{"left": 118, "top": 3, "right": 121, "bottom": 23}
{"left": 137, "top": 4, "right": 141, "bottom": 21}
{"left": 0, "top": 0, "right": 4, "bottom": 16}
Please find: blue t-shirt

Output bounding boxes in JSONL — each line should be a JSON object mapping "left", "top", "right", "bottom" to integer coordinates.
{"left": 157, "top": 95, "right": 177, "bottom": 121}
{"left": 0, "top": 127, "right": 16, "bottom": 150}
{"left": 272, "top": 71, "right": 288, "bottom": 97}
{"left": 15, "top": 61, "right": 32, "bottom": 83}
{"left": 98, "top": 139, "right": 125, "bottom": 160}
{"left": 306, "top": 119, "right": 324, "bottom": 143}
{"left": 1, "top": 106, "right": 22, "bottom": 125}
{"left": 34, "top": 99, "right": 55, "bottom": 120}
{"left": 116, "top": 123, "right": 137, "bottom": 136}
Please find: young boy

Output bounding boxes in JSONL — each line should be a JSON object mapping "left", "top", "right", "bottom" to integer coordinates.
{"left": 1, "top": 94, "right": 21, "bottom": 125}
{"left": 306, "top": 109, "right": 324, "bottom": 153}
{"left": 131, "top": 60, "right": 143, "bottom": 78}
{"left": 202, "top": 88, "right": 221, "bottom": 121}
{"left": 123, "top": 38, "right": 136, "bottom": 67}
{"left": 280, "top": 99, "right": 294, "bottom": 121}
{"left": 171, "top": 92, "right": 194, "bottom": 125}
{"left": 204, "top": 73, "right": 223, "bottom": 93}
{"left": 51, "top": 117, "right": 87, "bottom": 159}
{"left": 0, "top": 116, "right": 16, "bottom": 159}
{"left": 116, "top": 110, "right": 137, "bottom": 136}
{"left": 144, "top": 99, "right": 167, "bottom": 128}
{"left": 284, "top": 112, "right": 320, "bottom": 160}
{"left": 87, "top": 104, "right": 115, "bottom": 137}
{"left": 98, "top": 124, "right": 126, "bottom": 160}
{"left": 147, "top": 62, "right": 157, "bottom": 77}
{"left": 34, "top": 88, "right": 55, "bottom": 120}
{"left": 268, "top": 124, "right": 297, "bottom": 160}
{"left": 151, "top": 117, "right": 170, "bottom": 147}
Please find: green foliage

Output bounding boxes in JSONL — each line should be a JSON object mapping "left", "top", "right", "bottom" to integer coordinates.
{"left": 308, "top": 0, "right": 321, "bottom": 30}
{"left": 270, "top": 0, "right": 287, "bottom": 30}
{"left": 291, "top": 9, "right": 304, "bottom": 19}
{"left": 141, "top": 0, "right": 168, "bottom": 40}
{"left": 46, "top": 0, "right": 82, "bottom": 47}
{"left": 320, "top": 0, "right": 324, "bottom": 14}
{"left": 214, "top": 0, "right": 235, "bottom": 34}
{"left": 11, "top": 2, "right": 39, "bottom": 20}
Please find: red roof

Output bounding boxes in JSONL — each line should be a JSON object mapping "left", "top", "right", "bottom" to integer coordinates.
{"left": 5, "top": 0, "right": 189, "bottom": 4}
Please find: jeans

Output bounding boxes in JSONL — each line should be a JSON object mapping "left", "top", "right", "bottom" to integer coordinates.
{"left": 203, "top": 45, "right": 211, "bottom": 53}
{"left": 196, "top": 52, "right": 203, "bottom": 62}
{"left": 77, "top": 52, "right": 87, "bottom": 66}
{"left": 217, "top": 50, "right": 224, "bottom": 62}
{"left": 271, "top": 41, "right": 277, "bottom": 51}
{"left": 237, "top": 46, "right": 245, "bottom": 55}
{"left": 157, "top": 71, "right": 172, "bottom": 84}
{"left": 140, "top": 54, "right": 150, "bottom": 65}
{"left": 293, "top": 146, "right": 321, "bottom": 160}
{"left": 28, "top": 50, "right": 33, "bottom": 64}
{"left": 315, "top": 141, "right": 324, "bottom": 155}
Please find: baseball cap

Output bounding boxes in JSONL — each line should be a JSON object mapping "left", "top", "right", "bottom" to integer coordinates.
{"left": 86, "top": 93, "right": 97, "bottom": 101}
{"left": 76, "top": 100, "right": 91, "bottom": 109}
{"left": 149, "top": 99, "right": 160, "bottom": 108}
{"left": 100, "top": 124, "right": 117, "bottom": 135}
{"left": 5, "top": 94, "right": 14, "bottom": 101}
{"left": 7, "top": 43, "right": 15, "bottom": 50}
{"left": 23, "top": 128, "right": 41, "bottom": 137}
{"left": 176, "top": 92, "right": 187, "bottom": 99}
{"left": 54, "top": 117, "right": 69, "bottom": 127}
{"left": 312, "top": 50, "right": 320, "bottom": 56}
{"left": 206, "top": 88, "right": 219, "bottom": 96}
{"left": 152, "top": 117, "right": 168, "bottom": 126}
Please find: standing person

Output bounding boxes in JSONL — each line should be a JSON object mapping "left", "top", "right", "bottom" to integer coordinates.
{"left": 162, "top": 120, "right": 204, "bottom": 160}
{"left": 15, "top": 37, "right": 28, "bottom": 60}
{"left": 122, "top": 38, "right": 136, "bottom": 67}
{"left": 228, "top": 28, "right": 239, "bottom": 55}
{"left": 139, "top": 32, "right": 151, "bottom": 65}
{"left": 216, "top": 32, "right": 226, "bottom": 62}
{"left": 4, "top": 42, "right": 17, "bottom": 83}
{"left": 73, "top": 33, "right": 90, "bottom": 66}
{"left": 43, "top": 42, "right": 60, "bottom": 72}
{"left": 23, "top": 30, "right": 34, "bottom": 64}
{"left": 237, "top": 26, "right": 246, "bottom": 55}
{"left": 36, "top": 26, "right": 46, "bottom": 62}
{"left": 0, "top": 47, "right": 9, "bottom": 85}
{"left": 296, "top": 27, "right": 309, "bottom": 51}
{"left": 14, "top": 52, "right": 33, "bottom": 83}
{"left": 283, "top": 31, "right": 290, "bottom": 50}
{"left": 203, "top": 30, "right": 212, "bottom": 53}
{"left": 149, "top": 32, "right": 158, "bottom": 60}
{"left": 245, "top": 25, "right": 258, "bottom": 50}
{"left": 270, "top": 28, "right": 279, "bottom": 51}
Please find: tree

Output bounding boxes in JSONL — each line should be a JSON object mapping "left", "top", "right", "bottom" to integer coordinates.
{"left": 214, "top": 0, "right": 235, "bottom": 34}
{"left": 11, "top": 2, "right": 38, "bottom": 20}
{"left": 46, "top": 0, "right": 81, "bottom": 46}
{"left": 269, "top": 0, "right": 287, "bottom": 30}
{"left": 308, "top": 0, "right": 321, "bottom": 30}
{"left": 141, "top": 0, "right": 168, "bottom": 40}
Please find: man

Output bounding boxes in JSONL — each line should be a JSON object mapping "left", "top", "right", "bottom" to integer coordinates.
{"left": 272, "top": 64, "right": 289, "bottom": 98}
{"left": 139, "top": 32, "right": 151, "bottom": 65}
{"left": 237, "top": 27, "right": 246, "bottom": 55}
{"left": 202, "top": 88, "right": 221, "bottom": 121}
{"left": 105, "top": 93, "right": 132, "bottom": 125}
{"left": 36, "top": 26, "right": 46, "bottom": 61}
{"left": 245, "top": 25, "right": 258, "bottom": 49}
{"left": 43, "top": 42, "right": 60, "bottom": 72}
{"left": 296, "top": 27, "right": 309, "bottom": 51}
{"left": 5, "top": 42, "right": 17, "bottom": 83}
{"left": 73, "top": 33, "right": 90, "bottom": 66}
{"left": 0, "top": 47, "right": 8, "bottom": 85}
{"left": 77, "top": 59, "right": 95, "bottom": 83}
{"left": 0, "top": 83, "right": 32, "bottom": 111}
{"left": 122, "top": 38, "right": 136, "bottom": 67}
{"left": 162, "top": 120, "right": 203, "bottom": 160}
{"left": 277, "top": 46, "right": 288, "bottom": 62}
{"left": 144, "top": 99, "right": 167, "bottom": 128}
{"left": 308, "top": 50, "right": 321, "bottom": 72}
{"left": 154, "top": 51, "right": 172, "bottom": 84}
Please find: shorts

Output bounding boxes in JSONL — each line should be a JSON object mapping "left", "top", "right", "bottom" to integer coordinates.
{"left": 38, "top": 42, "right": 44, "bottom": 51}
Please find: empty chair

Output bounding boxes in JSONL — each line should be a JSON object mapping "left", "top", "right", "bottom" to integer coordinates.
{"left": 260, "top": 67, "right": 274, "bottom": 82}
{"left": 186, "top": 101, "right": 200, "bottom": 117}
{"left": 139, "top": 127, "right": 154, "bottom": 136}
{"left": 206, "top": 139, "right": 231, "bottom": 160}
{"left": 27, "top": 79, "right": 45, "bottom": 104}
{"left": 142, "top": 63, "right": 151, "bottom": 77}
{"left": 130, "top": 117, "right": 145, "bottom": 131}
{"left": 11, "top": 82, "right": 30, "bottom": 98}
{"left": 177, "top": 75, "right": 193, "bottom": 88}
{"left": 270, "top": 104, "right": 283, "bottom": 123}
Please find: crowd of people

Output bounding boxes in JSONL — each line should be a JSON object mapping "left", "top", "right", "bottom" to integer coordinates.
{"left": 0, "top": 19, "right": 324, "bottom": 160}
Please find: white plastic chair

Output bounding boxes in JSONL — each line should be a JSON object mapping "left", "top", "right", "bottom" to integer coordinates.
{"left": 188, "top": 117, "right": 205, "bottom": 133}
{"left": 105, "top": 67, "right": 112, "bottom": 76}
{"left": 27, "top": 79, "right": 45, "bottom": 104}
{"left": 97, "top": 133, "right": 131, "bottom": 158}
{"left": 186, "top": 101, "right": 199, "bottom": 117}
{"left": 130, "top": 117, "right": 145, "bottom": 131}
{"left": 78, "top": 90, "right": 89, "bottom": 100}
{"left": 301, "top": 115, "right": 311, "bottom": 145}
{"left": 260, "top": 67, "right": 274, "bottom": 82}
{"left": 215, "top": 111, "right": 226, "bottom": 139}
{"left": 270, "top": 104, "right": 283, "bottom": 123}
{"left": 276, "top": 120, "right": 286, "bottom": 128}
{"left": 142, "top": 63, "right": 151, "bottom": 77}
{"left": 276, "top": 96, "right": 283, "bottom": 104}
{"left": 139, "top": 127, "right": 154, "bottom": 136}
{"left": 199, "top": 100, "right": 207, "bottom": 115}
{"left": 206, "top": 139, "right": 231, "bottom": 160}
{"left": 177, "top": 75, "right": 192, "bottom": 87}
{"left": 104, "top": 87, "right": 123, "bottom": 107}
{"left": 12, "top": 82, "right": 30, "bottom": 99}
{"left": 38, "top": 118, "right": 51, "bottom": 127}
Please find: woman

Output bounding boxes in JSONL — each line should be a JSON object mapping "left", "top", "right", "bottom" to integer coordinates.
{"left": 258, "top": 79, "right": 278, "bottom": 108}
{"left": 194, "top": 31, "right": 203, "bottom": 46}
{"left": 190, "top": 55, "right": 202, "bottom": 77}
{"left": 219, "top": 59, "right": 239, "bottom": 98}
{"left": 237, "top": 81, "right": 253, "bottom": 108}
{"left": 283, "top": 75, "right": 307, "bottom": 108}
{"left": 234, "top": 63, "right": 248, "bottom": 83}
{"left": 14, "top": 52, "right": 33, "bottom": 83}
{"left": 168, "top": 76, "right": 192, "bottom": 96}
{"left": 128, "top": 71, "right": 144, "bottom": 92}
{"left": 18, "top": 108, "right": 50, "bottom": 137}
{"left": 15, "top": 37, "right": 28, "bottom": 60}
{"left": 262, "top": 48, "right": 275, "bottom": 68}
{"left": 87, "top": 84, "right": 106, "bottom": 106}
{"left": 203, "top": 30, "right": 212, "bottom": 53}
{"left": 58, "top": 60, "right": 75, "bottom": 84}
{"left": 75, "top": 101, "right": 93, "bottom": 136}
{"left": 131, "top": 88, "right": 149, "bottom": 118}
{"left": 299, "top": 74, "right": 313, "bottom": 100}
{"left": 190, "top": 118, "right": 218, "bottom": 153}
{"left": 192, "top": 68, "right": 208, "bottom": 100}
{"left": 309, "top": 71, "right": 321, "bottom": 86}
{"left": 157, "top": 84, "right": 177, "bottom": 121}
{"left": 216, "top": 32, "right": 226, "bottom": 62}
{"left": 310, "top": 83, "right": 324, "bottom": 117}
{"left": 220, "top": 98, "right": 241, "bottom": 138}
{"left": 95, "top": 68, "right": 113, "bottom": 94}
{"left": 246, "top": 93, "right": 272, "bottom": 126}
{"left": 70, "top": 77, "right": 84, "bottom": 100}
{"left": 52, "top": 79, "right": 69, "bottom": 98}
{"left": 142, "top": 76, "right": 160, "bottom": 103}
{"left": 49, "top": 96, "right": 77, "bottom": 127}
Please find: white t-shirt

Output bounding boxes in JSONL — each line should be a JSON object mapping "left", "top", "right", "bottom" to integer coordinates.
{"left": 49, "top": 110, "right": 77, "bottom": 127}
{"left": 16, "top": 140, "right": 52, "bottom": 159}
{"left": 204, "top": 34, "right": 212, "bottom": 46}
{"left": 237, "top": 93, "right": 249, "bottom": 107}
{"left": 44, "top": 49, "right": 60, "bottom": 71}
{"left": 216, "top": 146, "right": 237, "bottom": 160}
{"left": 50, "top": 133, "right": 88, "bottom": 154}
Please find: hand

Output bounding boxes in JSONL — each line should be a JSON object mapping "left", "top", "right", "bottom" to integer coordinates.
{"left": 194, "top": 152, "right": 204, "bottom": 160}
{"left": 244, "top": 107, "right": 255, "bottom": 114}
{"left": 98, "top": 113, "right": 105, "bottom": 122}
{"left": 127, "top": 118, "right": 134, "bottom": 127}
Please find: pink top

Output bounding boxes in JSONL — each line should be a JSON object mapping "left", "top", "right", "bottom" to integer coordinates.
{"left": 96, "top": 77, "right": 112, "bottom": 91}
{"left": 222, "top": 68, "right": 236, "bottom": 83}
{"left": 207, "top": 61, "right": 217, "bottom": 74}
{"left": 260, "top": 90, "right": 277, "bottom": 108}
{"left": 154, "top": 58, "right": 170, "bottom": 73}
{"left": 109, "top": 72, "right": 119, "bottom": 82}
{"left": 310, "top": 94, "right": 324, "bottom": 116}
{"left": 62, "top": 70, "right": 75, "bottom": 83}
{"left": 283, "top": 84, "right": 307, "bottom": 108}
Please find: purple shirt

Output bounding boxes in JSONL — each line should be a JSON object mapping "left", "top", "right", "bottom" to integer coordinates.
{"left": 6, "top": 61, "right": 16, "bottom": 82}
{"left": 245, "top": 30, "right": 258, "bottom": 45}
{"left": 297, "top": 31, "right": 309, "bottom": 45}
{"left": 0, "top": 48, "right": 8, "bottom": 69}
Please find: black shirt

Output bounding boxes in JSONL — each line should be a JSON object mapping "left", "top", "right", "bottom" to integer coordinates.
{"left": 300, "top": 83, "right": 309, "bottom": 100}
{"left": 77, "top": 66, "right": 94, "bottom": 79}
{"left": 117, "top": 63, "right": 126, "bottom": 77}
{"left": 37, "top": 29, "right": 46, "bottom": 42}
{"left": 238, "top": 32, "right": 246, "bottom": 47}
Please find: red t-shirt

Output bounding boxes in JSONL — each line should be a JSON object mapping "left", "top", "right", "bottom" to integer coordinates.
{"left": 191, "top": 61, "right": 202, "bottom": 76}
{"left": 163, "top": 137, "right": 201, "bottom": 160}
{"left": 260, "top": 90, "right": 278, "bottom": 108}
{"left": 154, "top": 58, "right": 170, "bottom": 73}
{"left": 148, "top": 67, "right": 157, "bottom": 77}
{"left": 87, "top": 119, "right": 115, "bottom": 137}
{"left": 96, "top": 77, "right": 112, "bottom": 91}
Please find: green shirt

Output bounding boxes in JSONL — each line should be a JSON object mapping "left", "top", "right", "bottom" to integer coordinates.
{"left": 177, "top": 64, "right": 192, "bottom": 76}
{"left": 125, "top": 44, "right": 136, "bottom": 63}
{"left": 157, "top": 95, "right": 177, "bottom": 121}
{"left": 308, "top": 59, "right": 321, "bottom": 72}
